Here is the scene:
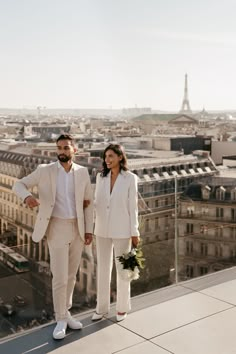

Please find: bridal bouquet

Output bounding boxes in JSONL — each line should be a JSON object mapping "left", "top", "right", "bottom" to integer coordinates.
{"left": 117, "top": 245, "right": 145, "bottom": 281}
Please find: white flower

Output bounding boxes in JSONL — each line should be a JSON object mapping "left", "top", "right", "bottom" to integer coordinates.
{"left": 117, "top": 263, "right": 140, "bottom": 281}
{"left": 130, "top": 249, "right": 137, "bottom": 257}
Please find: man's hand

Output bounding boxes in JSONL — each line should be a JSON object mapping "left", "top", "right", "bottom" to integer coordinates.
{"left": 131, "top": 236, "right": 140, "bottom": 248}
{"left": 24, "top": 196, "right": 40, "bottom": 208}
{"left": 84, "top": 233, "right": 92, "bottom": 245}
{"left": 83, "top": 200, "right": 90, "bottom": 209}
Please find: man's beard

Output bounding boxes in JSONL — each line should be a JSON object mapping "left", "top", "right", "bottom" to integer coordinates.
{"left": 57, "top": 154, "right": 71, "bottom": 162}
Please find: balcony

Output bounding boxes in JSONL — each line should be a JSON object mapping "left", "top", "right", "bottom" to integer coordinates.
{"left": 1, "top": 266, "right": 236, "bottom": 353}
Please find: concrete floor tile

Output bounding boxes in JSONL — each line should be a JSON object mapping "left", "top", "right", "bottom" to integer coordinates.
{"left": 116, "top": 341, "right": 172, "bottom": 354}
{"left": 152, "top": 307, "right": 236, "bottom": 354}
{"left": 48, "top": 323, "right": 143, "bottom": 354}
{"left": 119, "top": 292, "right": 232, "bottom": 339}
{"left": 201, "top": 279, "right": 236, "bottom": 305}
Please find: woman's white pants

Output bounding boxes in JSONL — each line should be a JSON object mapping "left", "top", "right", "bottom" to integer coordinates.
{"left": 95, "top": 236, "right": 131, "bottom": 314}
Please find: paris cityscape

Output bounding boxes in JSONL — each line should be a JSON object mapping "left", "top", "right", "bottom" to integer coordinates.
{"left": 1, "top": 0, "right": 236, "bottom": 352}
{"left": 1, "top": 73, "right": 236, "bottom": 340}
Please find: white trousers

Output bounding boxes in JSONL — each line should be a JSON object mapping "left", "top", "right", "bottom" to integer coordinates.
{"left": 47, "top": 217, "right": 84, "bottom": 321}
{"left": 95, "top": 236, "right": 131, "bottom": 314}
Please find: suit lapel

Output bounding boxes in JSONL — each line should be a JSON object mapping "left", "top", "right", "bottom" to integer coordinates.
{"left": 73, "top": 164, "right": 81, "bottom": 198}
{"left": 109, "top": 172, "right": 125, "bottom": 200}
{"left": 49, "top": 163, "right": 58, "bottom": 202}
{"left": 105, "top": 171, "right": 111, "bottom": 200}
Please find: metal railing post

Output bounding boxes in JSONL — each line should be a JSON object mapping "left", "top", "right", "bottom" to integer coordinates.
{"left": 174, "top": 176, "right": 179, "bottom": 283}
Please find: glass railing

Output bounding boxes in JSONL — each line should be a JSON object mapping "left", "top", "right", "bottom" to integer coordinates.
{"left": 1, "top": 192, "right": 235, "bottom": 340}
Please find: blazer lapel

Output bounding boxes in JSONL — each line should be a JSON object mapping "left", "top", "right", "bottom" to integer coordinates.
{"left": 105, "top": 171, "right": 111, "bottom": 200}
{"left": 49, "top": 163, "right": 58, "bottom": 203}
{"left": 73, "top": 164, "right": 82, "bottom": 200}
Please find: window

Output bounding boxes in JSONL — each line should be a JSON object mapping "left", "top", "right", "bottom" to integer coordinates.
{"left": 186, "top": 241, "right": 193, "bottom": 254}
{"left": 231, "top": 188, "right": 236, "bottom": 201}
{"left": 216, "top": 226, "right": 223, "bottom": 238}
{"left": 164, "top": 215, "right": 169, "bottom": 226}
{"left": 231, "top": 209, "right": 236, "bottom": 221}
{"left": 216, "top": 207, "right": 224, "bottom": 218}
{"left": 215, "top": 245, "right": 223, "bottom": 257}
{"left": 216, "top": 186, "right": 226, "bottom": 201}
{"left": 202, "top": 185, "right": 211, "bottom": 200}
{"left": 231, "top": 227, "right": 236, "bottom": 240}
{"left": 200, "top": 225, "right": 208, "bottom": 234}
{"left": 230, "top": 247, "right": 236, "bottom": 258}
{"left": 201, "top": 207, "right": 208, "bottom": 215}
{"left": 200, "top": 243, "right": 208, "bottom": 256}
{"left": 145, "top": 219, "right": 150, "bottom": 232}
{"left": 186, "top": 265, "right": 194, "bottom": 278}
{"left": 187, "top": 207, "right": 194, "bottom": 216}
{"left": 199, "top": 266, "right": 208, "bottom": 276}
{"left": 186, "top": 223, "right": 194, "bottom": 234}
{"left": 154, "top": 217, "right": 159, "bottom": 229}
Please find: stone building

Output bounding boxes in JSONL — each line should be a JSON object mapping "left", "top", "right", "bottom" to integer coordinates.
{"left": 178, "top": 174, "right": 236, "bottom": 281}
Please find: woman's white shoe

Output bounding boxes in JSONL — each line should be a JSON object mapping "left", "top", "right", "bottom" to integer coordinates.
{"left": 92, "top": 312, "right": 104, "bottom": 321}
{"left": 116, "top": 313, "right": 127, "bottom": 322}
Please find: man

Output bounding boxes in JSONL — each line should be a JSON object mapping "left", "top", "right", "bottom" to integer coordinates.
{"left": 13, "top": 134, "right": 93, "bottom": 340}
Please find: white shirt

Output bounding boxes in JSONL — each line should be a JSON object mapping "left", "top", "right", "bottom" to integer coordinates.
{"left": 52, "top": 161, "right": 77, "bottom": 219}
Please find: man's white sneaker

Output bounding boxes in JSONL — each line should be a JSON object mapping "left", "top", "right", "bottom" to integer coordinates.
{"left": 67, "top": 312, "right": 83, "bottom": 330}
{"left": 53, "top": 321, "right": 67, "bottom": 340}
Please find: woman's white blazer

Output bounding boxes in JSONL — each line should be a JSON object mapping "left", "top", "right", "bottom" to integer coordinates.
{"left": 94, "top": 170, "right": 140, "bottom": 239}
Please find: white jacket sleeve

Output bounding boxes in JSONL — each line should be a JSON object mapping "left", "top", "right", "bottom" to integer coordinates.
{"left": 12, "top": 165, "right": 41, "bottom": 202}
{"left": 128, "top": 174, "right": 140, "bottom": 237}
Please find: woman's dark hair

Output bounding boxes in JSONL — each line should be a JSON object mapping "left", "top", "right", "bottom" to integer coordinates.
{"left": 101, "top": 144, "right": 128, "bottom": 177}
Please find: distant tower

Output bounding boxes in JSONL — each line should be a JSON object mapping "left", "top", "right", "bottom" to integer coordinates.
{"left": 179, "top": 74, "right": 192, "bottom": 115}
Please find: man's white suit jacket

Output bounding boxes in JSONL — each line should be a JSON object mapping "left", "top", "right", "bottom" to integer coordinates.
{"left": 12, "top": 162, "right": 94, "bottom": 242}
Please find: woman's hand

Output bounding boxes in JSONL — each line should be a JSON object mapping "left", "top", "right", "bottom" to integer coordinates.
{"left": 131, "top": 236, "right": 140, "bottom": 248}
{"left": 83, "top": 200, "right": 90, "bottom": 209}
{"left": 85, "top": 233, "right": 93, "bottom": 245}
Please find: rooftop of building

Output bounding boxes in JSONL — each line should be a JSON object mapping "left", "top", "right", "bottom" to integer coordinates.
{"left": 1, "top": 267, "right": 236, "bottom": 354}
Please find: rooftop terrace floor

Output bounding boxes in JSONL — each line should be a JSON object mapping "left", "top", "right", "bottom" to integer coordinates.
{"left": 1, "top": 267, "right": 236, "bottom": 354}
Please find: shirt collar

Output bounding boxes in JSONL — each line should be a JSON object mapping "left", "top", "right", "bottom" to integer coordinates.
{"left": 57, "top": 160, "right": 75, "bottom": 171}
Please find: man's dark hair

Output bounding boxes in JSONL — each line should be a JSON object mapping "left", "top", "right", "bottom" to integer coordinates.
{"left": 56, "top": 134, "right": 75, "bottom": 146}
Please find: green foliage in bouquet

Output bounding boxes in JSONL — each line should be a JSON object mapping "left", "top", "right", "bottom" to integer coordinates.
{"left": 117, "top": 245, "right": 145, "bottom": 272}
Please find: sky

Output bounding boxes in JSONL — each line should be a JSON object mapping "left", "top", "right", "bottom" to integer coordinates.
{"left": 1, "top": 0, "right": 236, "bottom": 111}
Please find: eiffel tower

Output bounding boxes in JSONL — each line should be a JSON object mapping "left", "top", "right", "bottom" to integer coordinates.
{"left": 179, "top": 74, "right": 192, "bottom": 115}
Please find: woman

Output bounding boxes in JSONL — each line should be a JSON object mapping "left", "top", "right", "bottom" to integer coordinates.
{"left": 92, "top": 144, "right": 140, "bottom": 322}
